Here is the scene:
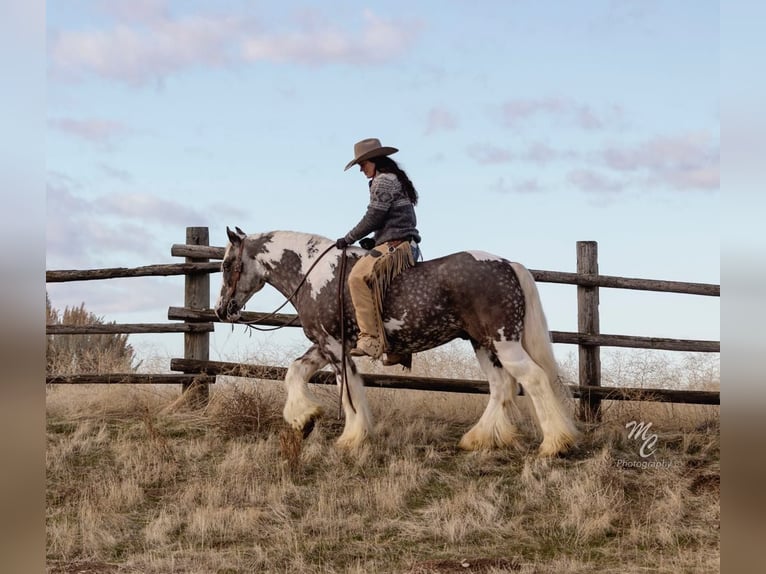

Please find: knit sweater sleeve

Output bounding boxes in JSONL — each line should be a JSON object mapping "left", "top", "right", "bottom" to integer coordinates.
{"left": 343, "top": 175, "right": 397, "bottom": 243}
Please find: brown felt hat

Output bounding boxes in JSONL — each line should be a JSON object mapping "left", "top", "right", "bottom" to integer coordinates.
{"left": 344, "top": 138, "right": 399, "bottom": 171}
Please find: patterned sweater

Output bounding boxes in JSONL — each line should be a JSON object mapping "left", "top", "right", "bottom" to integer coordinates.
{"left": 343, "top": 172, "right": 421, "bottom": 246}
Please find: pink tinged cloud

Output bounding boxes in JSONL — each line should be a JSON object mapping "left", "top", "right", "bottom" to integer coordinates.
{"left": 467, "top": 143, "right": 514, "bottom": 164}
{"left": 99, "top": 0, "right": 171, "bottom": 25}
{"left": 468, "top": 141, "right": 576, "bottom": 165}
{"left": 522, "top": 142, "right": 578, "bottom": 164}
{"left": 602, "top": 132, "right": 719, "bottom": 190}
{"left": 499, "top": 98, "right": 619, "bottom": 131}
{"left": 46, "top": 181, "right": 210, "bottom": 267}
{"left": 49, "top": 15, "right": 246, "bottom": 85}
{"left": 49, "top": 9, "right": 421, "bottom": 85}
{"left": 425, "top": 107, "right": 458, "bottom": 135}
{"left": 48, "top": 118, "right": 130, "bottom": 144}
{"left": 93, "top": 193, "right": 208, "bottom": 225}
{"left": 490, "top": 177, "right": 546, "bottom": 194}
{"left": 240, "top": 10, "right": 420, "bottom": 66}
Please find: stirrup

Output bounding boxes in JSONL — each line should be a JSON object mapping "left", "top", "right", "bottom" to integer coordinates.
{"left": 382, "top": 352, "right": 412, "bottom": 369}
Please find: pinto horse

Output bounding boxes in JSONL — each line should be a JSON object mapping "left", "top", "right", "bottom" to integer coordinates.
{"left": 214, "top": 227, "right": 580, "bottom": 456}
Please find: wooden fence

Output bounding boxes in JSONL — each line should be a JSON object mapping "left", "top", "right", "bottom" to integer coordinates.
{"left": 46, "top": 227, "right": 720, "bottom": 420}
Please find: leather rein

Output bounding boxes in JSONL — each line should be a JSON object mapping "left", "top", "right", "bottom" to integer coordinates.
{"left": 225, "top": 239, "right": 356, "bottom": 414}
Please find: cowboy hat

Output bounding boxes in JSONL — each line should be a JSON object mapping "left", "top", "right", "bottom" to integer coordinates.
{"left": 344, "top": 138, "right": 399, "bottom": 171}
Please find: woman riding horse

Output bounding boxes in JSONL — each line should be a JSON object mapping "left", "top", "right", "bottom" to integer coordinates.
{"left": 335, "top": 138, "right": 422, "bottom": 365}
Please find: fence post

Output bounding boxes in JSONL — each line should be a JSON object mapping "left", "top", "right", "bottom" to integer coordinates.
{"left": 577, "top": 241, "right": 602, "bottom": 422}
{"left": 182, "top": 226, "right": 210, "bottom": 407}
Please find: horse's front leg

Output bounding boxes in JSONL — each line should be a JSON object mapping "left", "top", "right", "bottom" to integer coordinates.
{"left": 328, "top": 342, "right": 373, "bottom": 449}
{"left": 283, "top": 344, "right": 327, "bottom": 438}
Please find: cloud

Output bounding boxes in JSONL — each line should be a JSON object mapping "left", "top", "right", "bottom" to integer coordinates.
{"left": 93, "top": 192, "right": 207, "bottom": 224}
{"left": 46, "top": 174, "right": 219, "bottom": 269}
{"left": 522, "top": 142, "right": 578, "bottom": 164}
{"left": 498, "top": 98, "right": 623, "bottom": 131}
{"left": 490, "top": 177, "right": 547, "bottom": 194}
{"left": 48, "top": 117, "right": 131, "bottom": 144}
{"left": 48, "top": 14, "right": 242, "bottom": 85}
{"left": 98, "top": 0, "right": 171, "bottom": 25}
{"left": 602, "top": 132, "right": 719, "bottom": 191}
{"left": 47, "top": 181, "right": 159, "bottom": 268}
{"left": 567, "top": 169, "right": 625, "bottom": 194}
{"left": 467, "top": 141, "right": 578, "bottom": 165}
{"left": 48, "top": 8, "right": 422, "bottom": 85}
{"left": 424, "top": 107, "right": 458, "bottom": 135}
{"left": 471, "top": 131, "right": 718, "bottom": 194}
{"left": 467, "top": 143, "right": 514, "bottom": 165}
{"left": 240, "top": 9, "right": 421, "bottom": 66}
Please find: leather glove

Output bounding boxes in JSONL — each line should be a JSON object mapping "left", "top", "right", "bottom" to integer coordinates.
{"left": 359, "top": 237, "right": 375, "bottom": 250}
{"left": 335, "top": 237, "right": 349, "bottom": 249}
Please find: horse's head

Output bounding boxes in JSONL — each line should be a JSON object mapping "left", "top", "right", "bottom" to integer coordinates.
{"left": 214, "top": 226, "right": 267, "bottom": 322}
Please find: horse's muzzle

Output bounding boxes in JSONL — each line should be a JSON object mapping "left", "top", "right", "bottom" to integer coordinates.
{"left": 215, "top": 299, "right": 241, "bottom": 322}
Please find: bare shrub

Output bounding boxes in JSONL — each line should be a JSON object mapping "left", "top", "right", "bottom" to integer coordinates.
{"left": 205, "top": 383, "right": 284, "bottom": 439}
{"left": 47, "top": 293, "right": 139, "bottom": 375}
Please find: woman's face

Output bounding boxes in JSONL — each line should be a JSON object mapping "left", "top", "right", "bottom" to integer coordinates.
{"left": 359, "top": 160, "right": 376, "bottom": 179}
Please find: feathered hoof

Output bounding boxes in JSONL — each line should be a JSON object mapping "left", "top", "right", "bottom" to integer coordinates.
{"left": 335, "top": 430, "right": 368, "bottom": 451}
{"left": 538, "top": 433, "right": 580, "bottom": 458}
{"left": 287, "top": 406, "right": 324, "bottom": 438}
{"left": 458, "top": 429, "right": 495, "bottom": 451}
{"left": 459, "top": 423, "right": 520, "bottom": 451}
{"left": 458, "top": 434, "right": 487, "bottom": 451}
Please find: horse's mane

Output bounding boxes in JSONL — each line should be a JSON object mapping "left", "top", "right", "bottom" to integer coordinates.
{"left": 267, "top": 230, "right": 333, "bottom": 245}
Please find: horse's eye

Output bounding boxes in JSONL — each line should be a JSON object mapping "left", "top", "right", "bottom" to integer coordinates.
{"left": 222, "top": 260, "right": 231, "bottom": 272}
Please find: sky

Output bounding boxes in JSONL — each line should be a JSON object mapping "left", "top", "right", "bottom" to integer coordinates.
{"left": 45, "top": 0, "right": 720, "bottom": 366}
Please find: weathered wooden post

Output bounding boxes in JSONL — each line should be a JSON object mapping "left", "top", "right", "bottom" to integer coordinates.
{"left": 577, "top": 241, "right": 601, "bottom": 421}
{"left": 182, "top": 226, "right": 210, "bottom": 407}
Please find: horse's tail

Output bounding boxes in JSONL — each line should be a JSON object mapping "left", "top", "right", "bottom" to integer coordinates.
{"left": 510, "top": 262, "right": 559, "bottom": 388}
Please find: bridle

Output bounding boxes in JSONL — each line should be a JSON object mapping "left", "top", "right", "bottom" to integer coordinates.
{"left": 223, "top": 238, "right": 356, "bottom": 414}
{"left": 225, "top": 239, "right": 335, "bottom": 332}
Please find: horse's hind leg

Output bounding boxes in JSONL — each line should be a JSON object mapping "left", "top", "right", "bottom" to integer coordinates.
{"left": 283, "top": 345, "right": 327, "bottom": 438}
{"left": 494, "top": 340, "right": 580, "bottom": 457}
{"left": 459, "top": 346, "right": 521, "bottom": 451}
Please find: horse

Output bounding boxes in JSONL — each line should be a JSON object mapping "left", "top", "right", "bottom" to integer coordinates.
{"left": 214, "top": 227, "right": 580, "bottom": 457}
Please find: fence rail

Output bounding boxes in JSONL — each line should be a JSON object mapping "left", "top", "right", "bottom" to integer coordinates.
{"left": 47, "top": 323, "right": 215, "bottom": 335}
{"left": 44, "top": 360, "right": 719, "bottom": 405}
{"left": 46, "top": 227, "right": 720, "bottom": 420}
{"left": 166, "top": 306, "right": 719, "bottom": 353}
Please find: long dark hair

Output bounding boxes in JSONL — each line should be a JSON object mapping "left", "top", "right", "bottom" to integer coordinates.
{"left": 371, "top": 156, "right": 419, "bottom": 205}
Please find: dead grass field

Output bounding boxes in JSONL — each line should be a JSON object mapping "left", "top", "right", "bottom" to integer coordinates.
{"left": 46, "top": 348, "right": 719, "bottom": 573}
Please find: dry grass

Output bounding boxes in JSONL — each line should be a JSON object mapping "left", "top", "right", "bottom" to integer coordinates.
{"left": 46, "top": 349, "right": 719, "bottom": 573}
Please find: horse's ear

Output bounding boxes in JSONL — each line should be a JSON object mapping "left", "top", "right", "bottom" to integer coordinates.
{"left": 226, "top": 226, "right": 241, "bottom": 245}
{"left": 234, "top": 226, "right": 247, "bottom": 238}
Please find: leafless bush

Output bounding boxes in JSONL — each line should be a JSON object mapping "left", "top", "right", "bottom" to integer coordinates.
{"left": 205, "top": 383, "right": 284, "bottom": 439}
{"left": 46, "top": 292, "right": 139, "bottom": 375}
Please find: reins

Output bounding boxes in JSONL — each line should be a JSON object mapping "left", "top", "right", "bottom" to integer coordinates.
{"left": 337, "top": 246, "right": 355, "bottom": 416}
{"left": 232, "top": 243, "right": 336, "bottom": 332}
{"left": 228, "top": 239, "right": 355, "bottom": 415}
